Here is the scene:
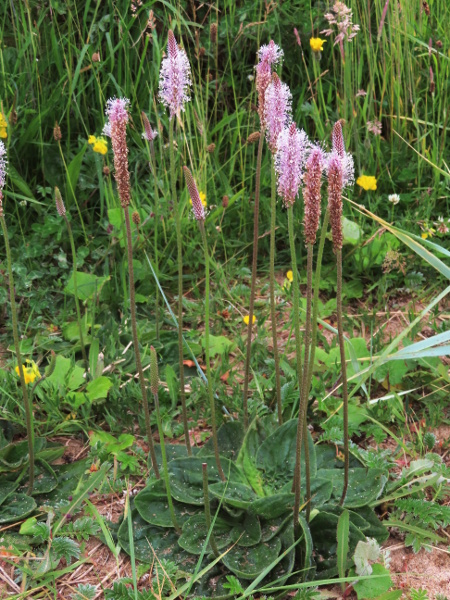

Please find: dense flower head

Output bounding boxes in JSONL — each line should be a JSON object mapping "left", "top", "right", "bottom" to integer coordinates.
{"left": 327, "top": 153, "right": 345, "bottom": 252}
{"left": 388, "top": 193, "right": 400, "bottom": 205}
{"left": 88, "top": 135, "right": 108, "bottom": 155}
{"left": 328, "top": 120, "right": 354, "bottom": 188}
{"left": 303, "top": 145, "right": 326, "bottom": 245}
{"left": 0, "top": 113, "right": 8, "bottom": 139}
{"left": 256, "top": 40, "right": 283, "bottom": 128}
{"left": 264, "top": 73, "right": 292, "bottom": 153}
{"left": 0, "top": 140, "right": 7, "bottom": 193}
{"left": 54, "top": 187, "right": 66, "bottom": 217}
{"left": 104, "top": 97, "right": 131, "bottom": 207}
{"left": 159, "top": 30, "right": 192, "bottom": 118}
{"left": 15, "top": 359, "right": 40, "bottom": 385}
{"left": 183, "top": 166, "right": 205, "bottom": 223}
{"left": 275, "top": 123, "right": 310, "bottom": 208}
{"left": 141, "top": 111, "right": 158, "bottom": 142}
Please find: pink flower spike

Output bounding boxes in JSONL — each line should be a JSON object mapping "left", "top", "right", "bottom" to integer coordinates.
{"left": 183, "top": 166, "right": 205, "bottom": 223}
{"left": 275, "top": 123, "right": 310, "bottom": 208}
{"left": 264, "top": 73, "right": 292, "bottom": 154}
{"left": 327, "top": 153, "right": 344, "bottom": 252}
{"left": 256, "top": 40, "right": 283, "bottom": 128}
{"left": 159, "top": 30, "right": 192, "bottom": 119}
{"left": 141, "top": 112, "right": 158, "bottom": 142}
{"left": 105, "top": 97, "right": 131, "bottom": 208}
{"left": 329, "top": 120, "right": 354, "bottom": 188}
{"left": 0, "top": 141, "right": 7, "bottom": 193}
{"left": 332, "top": 120, "right": 345, "bottom": 157}
{"left": 303, "top": 145, "right": 325, "bottom": 245}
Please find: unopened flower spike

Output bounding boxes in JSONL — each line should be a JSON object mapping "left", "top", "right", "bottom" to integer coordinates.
{"left": 0, "top": 140, "right": 7, "bottom": 216}
{"left": 303, "top": 145, "right": 326, "bottom": 246}
{"left": 275, "top": 123, "right": 310, "bottom": 208}
{"left": 159, "top": 30, "right": 192, "bottom": 118}
{"left": 328, "top": 120, "right": 354, "bottom": 188}
{"left": 183, "top": 166, "right": 205, "bottom": 223}
{"left": 105, "top": 97, "right": 131, "bottom": 208}
{"left": 256, "top": 40, "right": 283, "bottom": 129}
{"left": 264, "top": 73, "right": 292, "bottom": 154}
{"left": 54, "top": 186, "right": 66, "bottom": 217}
{"left": 141, "top": 111, "right": 158, "bottom": 142}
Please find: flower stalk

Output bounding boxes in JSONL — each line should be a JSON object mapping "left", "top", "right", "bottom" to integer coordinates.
{"left": 55, "top": 187, "right": 88, "bottom": 372}
{"left": 270, "top": 161, "right": 282, "bottom": 424}
{"left": 183, "top": 166, "right": 225, "bottom": 480}
{"left": 202, "top": 462, "right": 220, "bottom": 556}
{"left": 151, "top": 346, "right": 180, "bottom": 532}
{"left": 105, "top": 97, "right": 160, "bottom": 479}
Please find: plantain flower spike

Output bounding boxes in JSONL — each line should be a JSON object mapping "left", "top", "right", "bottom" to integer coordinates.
{"left": 183, "top": 166, "right": 205, "bottom": 223}
{"left": 54, "top": 187, "right": 66, "bottom": 217}
{"left": 255, "top": 40, "right": 283, "bottom": 129}
{"left": 150, "top": 346, "right": 159, "bottom": 396}
{"left": 264, "top": 72, "right": 292, "bottom": 154}
{"left": 104, "top": 97, "right": 131, "bottom": 208}
{"left": 303, "top": 145, "right": 326, "bottom": 246}
{"left": 159, "top": 30, "right": 192, "bottom": 119}
{"left": 275, "top": 123, "right": 310, "bottom": 208}
{"left": 0, "top": 140, "right": 7, "bottom": 217}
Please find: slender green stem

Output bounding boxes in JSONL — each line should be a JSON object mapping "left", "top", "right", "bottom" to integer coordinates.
{"left": 124, "top": 208, "right": 160, "bottom": 479}
{"left": 200, "top": 225, "right": 225, "bottom": 481}
{"left": 202, "top": 462, "right": 220, "bottom": 556}
{"left": 1, "top": 215, "right": 34, "bottom": 493}
{"left": 337, "top": 249, "right": 349, "bottom": 505}
{"left": 154, "top": 390, "right": 181, "bottom": 532}
{"left": 169, "top": 118, "right": 192, "bottom": 456}
{"left": 287, "top": 207, "right": 306, "bottom": 530}
{"left": 242, "top": 133, "right": 264, "bottom": 429}
{"left": 57, "top": 141, "right": 87, "bottom": 243}
{"left": 299, "top": 243, "right": 313, "bottom": 520}
{"left": 306, "top": 211, "right": 329, "bottom": 394}
{"left": 63, "top": 215, "right": 88, "bottom": 371}
{"left": 149, "top": 142, "right": 160, "bottom": 341}
{"left": 270, "top": 160, "right": 282, "bottom": 425}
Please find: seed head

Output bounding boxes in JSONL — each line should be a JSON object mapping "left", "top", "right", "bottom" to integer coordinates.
{"left": 92, "top": 52, "right": 101, "bottom": 63}
{"left": 303, "top": 145, "right": 325, "bottom": 245}
{"left": 159, "top": 30, "right": 192, "bottom": 119}
{"left": 275, "top": 123, "right": 310, "bottom": 208}
{"left": 150, "top": 346, "right": 159, "bottom": 396}
{"left": 54, "top": 186, "right": 66, "bottom": 217}
{"left": 328, "top": 120, "right": 354, "bottom": 188}
{"left": 206, "top": 143, "right": 216, "bottom": 153}
{"left": 246, "top": 131, "right": 261, "bottom": 145}
{"left": 53, "top": 122, "right": 62, "bottom": 142}
{"left": 141, "top": 111, "right": 158, "bottom": 142}
{"left": 183, "top": 166, "right": 205, "bottom": 223}
{"left": 132, "top": 211, "right": 141, "bottom": 225}
{"left": 210, "top": 22, "right": 218, "bottom": 44}
{"left": 105, "top": 97, "right": 131, "bottom": 208}
{"left": 222, "top": 195, "right": 229, "bottom": 208}
{"left": 264, "top": 73, "right": 292, "bottom": 153}
{"left": 256, "top": 40, "right": 283, "bottom": 128}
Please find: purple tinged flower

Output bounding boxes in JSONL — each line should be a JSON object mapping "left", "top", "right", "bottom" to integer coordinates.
{"left": 264, "top": 73, "right": 292, "bottom": 154}
{"left": 327, "top": 153, "right": 344, "bottom": 252}
{"left": 0, "top": 141, "right": 7, "bottom": 215}
{"left": 275, "top": 123, "right": 310, "bottom": 208}
{"left": 303, "top": 145, "right": 326, "bottom": 245}
{"left": 183, "top": 166, "right": 205, "bottom": 223}
{"left": 328, "top": 120, "right": 354, "bottom": 188}
{"left": 141, "top": 112, "right": 158, "bottom": 142}
{"left": 256, "top": 40, "right": 283, "bottom": 128}
{"left": 105, "top": 97, "right": 131, "bottom": 208}
{"left": 54, "top": 187, "right": 66, "bottom": 217}
{"left": 159, "top": 30, "right": 192, "bottom": 119}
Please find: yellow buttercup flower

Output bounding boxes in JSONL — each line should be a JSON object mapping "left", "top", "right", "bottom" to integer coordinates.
{"left": 356, "top": 175, "right": 377, "bottom": 191}
{"left": 310, "top": 37, "right": 326, "bottom": 53}
{"left": 15, "top": 360, "right": 40, "bottom": 385}
{"left": 88, "top": 135, "right": 108, "bottom": 155}
{"left": 0, "top": 114, "right": 8, "bottom": 138}
{"left": 243, "top": 315, "right": 256, "bottom": 326}
{"left": 286, "top": 270, "right": 293, "bottom": 282}
{"left": 421, "top": 233, "right": 428, "bottom": 240}
{"left": 0, "top": 128, "right": 7, "bottom": 139}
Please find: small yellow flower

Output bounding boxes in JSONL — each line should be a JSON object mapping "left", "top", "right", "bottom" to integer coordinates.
{"left": 286, "top": 270, "right": 293, "bottom": 282}
{"left": 0, "top": 128, "right": 7, "bottom": 139}
{"left": 310, "top": 37, "right": 326, "bottom": 53}
{"left": 88, "top": 135, "right": 108, "bottom": 155}
{"left": 356, "top": 175, "right": 377, "bottom": 191}
{"left": 243, "top": 315, "right": 256, "bottom": 326}
{"left": 15, "top": 360, "right": 40, "bottom": 385}
{"left": 421, "top": 233, "right": 428, "bottom": 240}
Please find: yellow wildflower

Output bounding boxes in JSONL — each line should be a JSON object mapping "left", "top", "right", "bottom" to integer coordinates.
{"left": 356, "top": 175, "right": 377, "bottom": 191}
{"left": 15, "top": 360, "right": 40, "bottom": 385}
{"left": 421, "top": 233, "right": 428, "bottom": 240}
{"left": 0, "top": 128, "right": 7, "bottom": 139}
{"left": 243, "top": 315, "right": 256, "bottom": 326}
{"left": 0, "top": 114, "right": 8, "bottom": 138}
{"left": 88, "top": 135, "right": 108, "bottom": 155}
{"left": 310, "top": 37, "right": 326, "bottom": 53}
{"left": 286, "top": 270, "right": 293, "bottom": 282}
